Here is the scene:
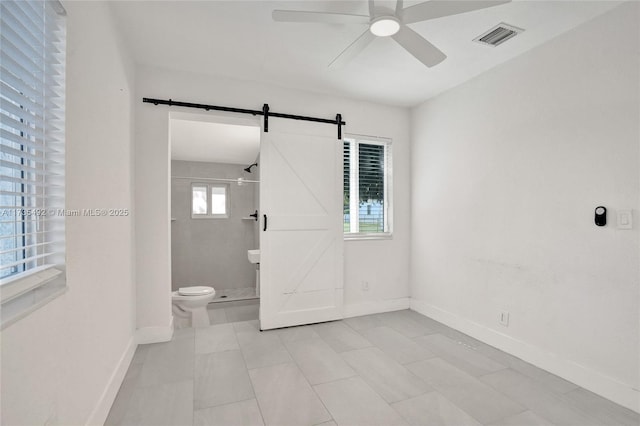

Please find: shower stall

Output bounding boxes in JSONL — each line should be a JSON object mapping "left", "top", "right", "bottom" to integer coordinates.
{"left": 171, "top": 159, "right": 260, "bottom": 302}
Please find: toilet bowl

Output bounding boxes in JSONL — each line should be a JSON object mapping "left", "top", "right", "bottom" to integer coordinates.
{"left": 172, "top": 286, "right": 216, "bottom": 328}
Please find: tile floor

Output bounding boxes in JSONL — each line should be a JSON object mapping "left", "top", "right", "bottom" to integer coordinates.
{"left": 106, "top": 306, "right": 639, "bottom": 426}
{"left": 211, "top": 288, "right": 258, "bottom": 303}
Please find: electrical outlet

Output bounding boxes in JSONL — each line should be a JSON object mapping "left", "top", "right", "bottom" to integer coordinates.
{"left": 362, "top": 281, "right": 369, "bottom": 291}
{"left": 499, "top": 311, "right": 510, "bottom": 327}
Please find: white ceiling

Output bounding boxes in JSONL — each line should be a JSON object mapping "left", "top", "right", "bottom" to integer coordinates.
{"left": 170, "top": 115, "right": 260, "bottom": 164}
{"left": 111, "top": 1, "right": 621, "bottom": 107}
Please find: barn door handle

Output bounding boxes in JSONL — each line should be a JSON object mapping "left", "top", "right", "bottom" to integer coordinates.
{"left": 263, "top": 214, "right": 268, "bottom": 231}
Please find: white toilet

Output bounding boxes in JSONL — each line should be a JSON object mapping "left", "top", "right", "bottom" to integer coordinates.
{"left": 172, "top": 286, "right": 216, "bottom": 328}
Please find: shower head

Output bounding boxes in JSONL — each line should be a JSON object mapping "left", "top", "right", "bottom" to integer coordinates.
{"left": 244, "top": 162, "right": 258, "bottom": 173}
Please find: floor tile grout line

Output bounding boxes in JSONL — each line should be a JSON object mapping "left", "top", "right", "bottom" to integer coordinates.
{"left": 489, "top": 408, "right": 536, "bottom": 426}
{"left": 192, "top": 322, "right": 258, "bottom": 423}
{"left": 192, "top": 396, "right": 260, "bottom": 418}
{"left": 416, "top": 326, "right": 585, "bottom": 398}
{"left": 190, "top": 329, "right": 196, "bottom": 426}
{"left": 336, "top": 344, "right": 436, "bottom": 404}
{"left": 556, "top": 389, "right": 640, "bottom": 424}
{"left": 409, "top": 326, "right": 588, "bottom": 400}
{"left": 232, "top": 319, "right": 271, "bottom": 426}
{"left": 309, "top": 318, "right": 442, "bottom": 420}
{"left": 404, "top": 356, "right": 524, "bottom": 426}
{"left": 475, "top": 366, "right": 604, "bottom": 425}
{"left": 279, "top": 324, "right": 338, "bottom": 425}
{"left": 346, "top": 338, "right": 443, "bottom": 423}
{"left": 334, "top": 317, "right": 383, "bottom": 352}
{"left": 476, "top": 367, "right": 590, "bottom": 425}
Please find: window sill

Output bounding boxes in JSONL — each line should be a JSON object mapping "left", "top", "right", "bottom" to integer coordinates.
{"left": 191, "top": 215, "right": 229, "bottom": 219}
{"left": 344, "top": 233, "right": 393, "bottom": 241}
{"left": 1, "top": 266, "right": 67, "bottom": 330}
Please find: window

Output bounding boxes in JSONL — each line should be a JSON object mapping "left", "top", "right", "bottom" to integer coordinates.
{"left": 192, "top": 183, "right": 228, "bottom": 218}
{"left": 343, "top": 136, "right": 392, "bottom": 238}
{"left": 0, "top": 0, "right": 67, "bottom": 327}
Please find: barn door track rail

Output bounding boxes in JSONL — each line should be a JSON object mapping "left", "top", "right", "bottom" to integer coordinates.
{"left": 142, "top": 97, "right": 345, "bottom": 139}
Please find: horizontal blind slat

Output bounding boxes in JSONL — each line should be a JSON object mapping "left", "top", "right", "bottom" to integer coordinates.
{"left": 0, "top": 174, "right": 62, "bottom": 188}
{"left": 0, "top": 241, "right": 55, "bottom": 256}
{"left": 0, "top": 216, "right": 62, "bottom": 226}
{"left": 0, "top": 159, "right": 50, "bottom": 175}
{"left": 0, "top": 28, "right": 41, "bottom": 64}
{"left": 0, "top": 229, "right": 63, "bottom": 242}
{"left": 1, "top": 144, "right": 46, "bottom": 162}
{"left": 0, "top": 190, "right": 64, "bottom": 199}
{"left": 0, "top": 51, "right": 42, "bottom": 90}
{"left": 0, "top": 3, "right": 44, "bottom": 49}
{"left": 0, "top": 252, "right": 59, "bottom": 272}
{"left": 1, "top": 129, "right": 61, "bottom": 154}
{"left": 0, "top": 150, "right": 64, "bottom": 168}
{"left": 0, "top": 77, "right": 43, "bottom": 108}
{"left": 1, "top": 96, "right": 44, "bottom": 123}
{"left": 0, "top": 34, "right": 43, "bottom": 78}
{"left": 0, "top": 112, "right": 45, "bottom": 138}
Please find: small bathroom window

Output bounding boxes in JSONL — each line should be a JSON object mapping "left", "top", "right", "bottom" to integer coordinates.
{"left": 192, "top": 183, "right": 229, "bottom": 218}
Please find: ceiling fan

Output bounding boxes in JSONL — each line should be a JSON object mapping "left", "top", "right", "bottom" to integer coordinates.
{"left": 273, "top": 0, "right": 511, "bottom": 68}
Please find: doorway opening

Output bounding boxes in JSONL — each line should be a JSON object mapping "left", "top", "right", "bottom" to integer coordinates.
{"left": 169, "top": 112, "right": 261, "bottom": 320}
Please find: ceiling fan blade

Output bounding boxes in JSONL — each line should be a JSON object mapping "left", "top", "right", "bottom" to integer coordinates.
{"left": 392, "top": 25, "right": 446, "bottom": 67}
{"left": 329, "top": 29, "right": 376, "bottom": 69}
{"left": 369, "top": 0, "right": 375, "bottom": 18}
{"left": 395, "top": 0, "right": 404, "bottom": 16}
{"left": 272, "top": 10, "right": 370, "bottom": 25}
{"left": 402, "top": 0, "right": 511, "bottom": 24}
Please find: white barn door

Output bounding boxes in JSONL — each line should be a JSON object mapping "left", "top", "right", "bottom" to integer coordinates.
{"left": 259, "top": 125, "right": 343, "bottom": 330}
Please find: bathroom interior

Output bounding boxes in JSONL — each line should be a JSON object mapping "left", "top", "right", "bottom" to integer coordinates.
{"left": 170, "top": 113, "right": 261, "bottom": 327}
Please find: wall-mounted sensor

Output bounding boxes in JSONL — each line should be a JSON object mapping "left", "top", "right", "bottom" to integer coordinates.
{"left": 595, "top": 206, "right": 607, "bottom": 226}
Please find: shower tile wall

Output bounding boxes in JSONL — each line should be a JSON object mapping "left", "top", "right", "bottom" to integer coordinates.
{"left": 171, "top": 160, "right": 258, "bottom": 292}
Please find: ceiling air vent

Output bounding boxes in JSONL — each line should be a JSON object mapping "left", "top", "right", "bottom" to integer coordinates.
{"left": 474, "top": 23, "right": 523, "bottom": 47}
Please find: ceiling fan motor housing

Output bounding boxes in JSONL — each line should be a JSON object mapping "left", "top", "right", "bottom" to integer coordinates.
{"left": 369, "top": 16, "right": 401, "bottom": 37}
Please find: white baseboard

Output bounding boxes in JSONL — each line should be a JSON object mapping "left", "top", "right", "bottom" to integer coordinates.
{"left": 343, "top": 297, "right": 410, "bottom": 318}
{"left": 410, "top": 299, "right": 640, "bottom": 414}
{"left": 135, "top": 317, "right": 174, "bottom": 344}
{"left": 86, "top": 336, "right": 137, "bottom": 425}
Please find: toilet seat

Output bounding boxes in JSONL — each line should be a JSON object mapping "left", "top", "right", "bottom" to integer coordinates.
{"left": 178, "top": 286, "right": 214, "bottom": 296}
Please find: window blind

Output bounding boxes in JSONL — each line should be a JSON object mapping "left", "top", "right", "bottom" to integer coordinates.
{"left": 0, "top": 0, "right": 66, "bottom": 282}
{"left": 343, "top": 137, "right": 392, "bottom": 235}
{"left": 343, "top": 141, "right": 351, "bottom": 231}
{"left": 357, "top": 142, "right": 386, "bottom": 232}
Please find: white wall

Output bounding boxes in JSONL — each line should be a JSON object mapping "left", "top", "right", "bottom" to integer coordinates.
{"left": 135, "top": 65, "right": 411, "bottom": 332}
{"left": 0, "top": 2, "right": 136, "bottom": 424}
{"left": 410, "top": 2, "right": 639, "bottom": 411}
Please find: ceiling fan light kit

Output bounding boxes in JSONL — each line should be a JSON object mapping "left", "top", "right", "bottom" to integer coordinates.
{"left": 370, "top": 16, "right": 401, "bottom": 37}
{"left": 272, "top": 0, "right": 512, "bottom": 69}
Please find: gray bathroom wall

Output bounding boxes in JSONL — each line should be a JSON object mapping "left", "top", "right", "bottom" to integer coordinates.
{"left": 171, "top": 160, "right": 258, "bottom": 292}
